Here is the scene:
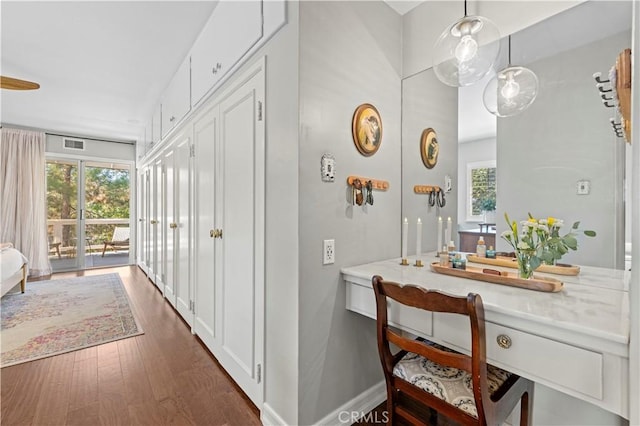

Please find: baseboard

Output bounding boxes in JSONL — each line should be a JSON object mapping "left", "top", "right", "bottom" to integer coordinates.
{"left": 261, "top": 402, "right": 289, "bottom": 426}
{"left": 315, "top": 381, "right": 386, "bottom": 426}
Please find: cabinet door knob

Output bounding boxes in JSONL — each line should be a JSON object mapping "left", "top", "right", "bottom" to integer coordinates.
{"left": 139, "top": 218, "right": 144, "bottom": 222}
{"left": 212, "top": 67, "right": 217, "bottom": 75}
{"left": 169, "top": 116, "right": 176, "bottom": 122}
{"left": 169, "top": 222, "right": 177, "bottom": 229}
{"left": 216, "top": 62, "right": 222, "bottom": 70}
{"left": 212, "top": 229, "right": 223, "bottom": 239}
{"left": 150, "top": 219, "right": 158, "bottom": 225}
{"left": 496, "top": 334, "right": 512, "bottom": 349}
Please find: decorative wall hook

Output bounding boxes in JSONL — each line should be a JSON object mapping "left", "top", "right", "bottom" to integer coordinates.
{"left": 593, "top": 72, "right": 610, "bottom": 84}
{"left": 347, "top": 176, "right": 389, "bottom": 191}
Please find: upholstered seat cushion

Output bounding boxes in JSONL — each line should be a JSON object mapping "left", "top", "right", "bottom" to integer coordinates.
{"left": 392, "top": 341, "right": 512, "bottom": 419}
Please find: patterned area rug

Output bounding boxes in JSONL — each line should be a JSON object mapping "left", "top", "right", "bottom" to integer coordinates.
{"left": 1, "top": 273, "right": 143, "bottom": 367}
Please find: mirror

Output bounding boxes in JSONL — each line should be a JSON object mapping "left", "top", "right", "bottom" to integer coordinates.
{"left": 402, "top": 0, "right": 633, "bottom": 269}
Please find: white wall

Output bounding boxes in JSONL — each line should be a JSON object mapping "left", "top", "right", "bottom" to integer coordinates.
{"left": 298, "top": 1, "right": 402, "bottom": 424}
{"left": 457, "top": 137, "right": 496, "bottom": 230}
{"left": 402, "top": 69, "right": 458, "bottom": 253}
{"left": 497, "top": 31, "right": 630, "bottom": 269}
{"left": 46, "top": 134, "right": 135, "bottom": 161}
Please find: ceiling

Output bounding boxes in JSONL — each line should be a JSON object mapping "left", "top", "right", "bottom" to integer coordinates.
{"left": 1, "top": 1, "right": 217, "bottom": 142}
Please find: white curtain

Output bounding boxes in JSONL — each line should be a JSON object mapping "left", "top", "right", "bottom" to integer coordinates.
{"left": 1, "top": 128, "right": 51, "bottom": 276}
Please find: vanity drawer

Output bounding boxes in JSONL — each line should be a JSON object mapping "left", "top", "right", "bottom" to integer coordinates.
{"left": 346, "top": 283, "right": 433, "bottom": 337}
{"left": 434, "top": 313, "right": 603, "bottom": 400}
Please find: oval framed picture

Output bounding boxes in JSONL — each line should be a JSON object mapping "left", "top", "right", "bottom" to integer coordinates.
{"left": 352, "top": 103, "right": 383, "bottom": 156}
{"left": 420, "top": 128, "right": 439, "bottom": 169}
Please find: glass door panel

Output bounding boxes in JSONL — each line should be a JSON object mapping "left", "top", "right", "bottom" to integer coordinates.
{"left": 83, "top": 161, "right": 131, "bottom": 268}
{"left": 46, "top": 159, "right": 80, "bottom": 272}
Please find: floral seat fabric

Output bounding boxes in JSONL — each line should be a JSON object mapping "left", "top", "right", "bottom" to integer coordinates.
{"left": 392, "top": 342, "right": 512, "bottom": 419}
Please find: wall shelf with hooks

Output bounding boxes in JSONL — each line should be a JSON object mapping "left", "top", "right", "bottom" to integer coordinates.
{"left": 346, "top": 176, "right": 389, "bottom": 191}
{"left": 414, "top": 185, "right": 442, "bottom": 194}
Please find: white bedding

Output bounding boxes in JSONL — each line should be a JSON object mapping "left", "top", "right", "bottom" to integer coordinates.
{"left": 1, "top": 246, "right": 28, "bottom": 296}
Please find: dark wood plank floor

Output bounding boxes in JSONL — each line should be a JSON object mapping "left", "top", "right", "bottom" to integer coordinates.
{"left": 1, "top": 266, "right": 261, "bottom": 426}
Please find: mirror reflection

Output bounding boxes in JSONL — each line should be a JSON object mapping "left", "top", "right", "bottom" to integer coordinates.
{"left": 402, "top": 0, "right": 633, "bottom": 269}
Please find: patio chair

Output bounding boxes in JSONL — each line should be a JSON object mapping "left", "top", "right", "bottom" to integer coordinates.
{"left": 102, "top": 227, "right": 130, "bottom": 257}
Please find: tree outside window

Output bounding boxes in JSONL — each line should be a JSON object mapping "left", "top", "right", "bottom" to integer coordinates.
{"left": 467, "top": 161, "right": 496, "bottom": 222}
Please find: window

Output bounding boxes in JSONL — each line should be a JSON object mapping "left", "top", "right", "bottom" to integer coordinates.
{"left": 466, "top": 161, "right": 496, "bottom": 222}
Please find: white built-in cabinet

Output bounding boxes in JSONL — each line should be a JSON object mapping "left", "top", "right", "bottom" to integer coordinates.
{"left": 136, "top": 0, "right": 283, "bottom": 412}
{"left": 191, "top": 1, "right": 263, "bottom": 107}
{"left": 152, "top": 104, "right": 162, "bottom": 145}
{"left": 194, "top": 59, "right": 265, "bottom": 407}
{"left": 161, "top": 57, "right": 191, "bottom": 139}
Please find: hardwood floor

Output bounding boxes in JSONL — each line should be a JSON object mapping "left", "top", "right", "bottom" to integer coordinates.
{"left": 1, "top": 266, "right": 261, "bottom": 426}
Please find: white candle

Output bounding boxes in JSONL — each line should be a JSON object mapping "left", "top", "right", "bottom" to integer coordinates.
{"left": 445, "top": 217, "right": 452, "bottom": 250}
{"left": 416, "top": 218, "right": 422, "bottom": 257}
{"left": 437, "top": 216, "right": 442, "bottom": 253}
{"left": 402, "top": 217, "right": 408, "bottom": 259}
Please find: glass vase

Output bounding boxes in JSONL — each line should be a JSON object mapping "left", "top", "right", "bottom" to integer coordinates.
{"left": 516, "top": 252, "right": 534, "bottom": 279}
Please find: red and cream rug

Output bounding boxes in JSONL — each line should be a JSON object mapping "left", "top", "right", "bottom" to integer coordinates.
{"left": 1, "top": 273, "right": 143, "bottom": 367}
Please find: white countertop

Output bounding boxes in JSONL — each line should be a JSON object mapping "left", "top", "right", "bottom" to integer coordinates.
{"left": 341, "top": 253, "right": 630, "bottom": 351}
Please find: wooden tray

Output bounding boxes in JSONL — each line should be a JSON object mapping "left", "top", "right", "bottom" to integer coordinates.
{"left": 466, "top": 255, "right": 580, "bottom": 276}
{"left": 430, "top": 262, "right": 564, "bottom": 293}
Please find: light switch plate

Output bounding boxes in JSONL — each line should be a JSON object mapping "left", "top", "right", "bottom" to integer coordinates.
{"left": 577, "top": 180, "right": 590, "bottom": 195}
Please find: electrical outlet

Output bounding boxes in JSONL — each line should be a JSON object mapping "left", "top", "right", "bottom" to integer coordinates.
{"left": 323, "top": 239, "right": 335, "bottom": 265}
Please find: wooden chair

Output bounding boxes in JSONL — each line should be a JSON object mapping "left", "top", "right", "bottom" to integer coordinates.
{"left": 102, "top": 227, "right": 130, "bottom": 257}
{"left": 372, "top": 275, "right": 533, "bottom": 426}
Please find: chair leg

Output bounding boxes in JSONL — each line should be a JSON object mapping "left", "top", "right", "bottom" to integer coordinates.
{"left": 519, "top": 383, "right": 534, "bottom": 426}
{"left": 102, "top": 243, "right": 107, "bottom": 257}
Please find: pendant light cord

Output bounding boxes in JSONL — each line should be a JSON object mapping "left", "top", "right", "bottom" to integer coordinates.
{"left": 464, "top": 0, "right": 467, "bottom": 17}
{"left": 508, "top": 35, "right": 512, "bottom": 66}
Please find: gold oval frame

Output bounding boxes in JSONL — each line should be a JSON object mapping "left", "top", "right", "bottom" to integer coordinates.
{"left": 420, "top": 128, "right": 439, "bottom": 169}
{"left": 352, "top": 103, "right": 383, "bottom": 156}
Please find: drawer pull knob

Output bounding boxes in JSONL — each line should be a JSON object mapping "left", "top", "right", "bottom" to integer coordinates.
{"left": 496, "top": 334, "right": 512, "bottom": 349}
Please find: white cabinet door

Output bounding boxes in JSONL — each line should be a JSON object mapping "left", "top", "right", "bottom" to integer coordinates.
{"left": 162, "top": 57, "right": 191, "bottom": 139}
{"left": 191, "top": 1, "right": 263, "bottom": 106}
{"left": 144, "top": 168, "right": 151, "bottom": 271}
{"left": 150, "top": 159, "right": 164, "bottom": 290}
{"left": 212, "top": 67, "right": 265, "bottom": 407}
{"left": 137, "top": 170, "right": 148, "bottom": 273}
{"left": 152, "top": 104, "right": 162, "bottom": 144}
{"left": 194, "top": 105, "right": 218, "bottom": 348}
{"left": 164, "top": 148, "right": 176, "bottom": 306}
{"left": 175, "top": 136, "right": 192, "bottom": 324}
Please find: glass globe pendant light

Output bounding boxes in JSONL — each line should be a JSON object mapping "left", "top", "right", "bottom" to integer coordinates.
{"left": 433, "top": 0, "right": 501, "bottom": 87}
{"left": 483, "top": 36, "right": 539, "bottom": 117}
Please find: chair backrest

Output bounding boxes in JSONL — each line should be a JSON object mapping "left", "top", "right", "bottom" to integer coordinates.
{"left": 112, "top": 227, "right": 130, "bottom": 242}
{"left": 372, "top": 275, "right": 491, "bottom": 423}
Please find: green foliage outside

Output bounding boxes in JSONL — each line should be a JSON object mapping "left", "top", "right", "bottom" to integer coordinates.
{"left": 47, "top": 162, "right": 130, "bottom": 248}
{"left": 471, "top": 167, "right": 496, "bottom": 215}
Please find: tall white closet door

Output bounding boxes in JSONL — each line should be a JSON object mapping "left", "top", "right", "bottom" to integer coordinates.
{"left": 144, "top": 168, "right": 151, "bottom": 270}
{"left": 137, "top": 171, "right": 147, "bottom": 272}
{"left": 175, "top": 136, "right": 192, "bottom": 324}
{"left": 153, "top": 159, "right": 165, "bottom": 290}
{"left": 194, "top": 106, "right": 218, "bottom": 348}
{"left": 164, "top": 149, "right": 176, "bottom": 305}
{"left": 148, "top": 163, "right": 157, "bottom": 284}
{"left": 213, "top": 69, "right": 265, "bottom": 407}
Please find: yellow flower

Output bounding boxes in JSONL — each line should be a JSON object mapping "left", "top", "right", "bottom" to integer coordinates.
{"left": 527, "top": 218, "right": 537, "bottom": 224}
{"left": 547, "top": 217, "right": 556, "bottom": 227}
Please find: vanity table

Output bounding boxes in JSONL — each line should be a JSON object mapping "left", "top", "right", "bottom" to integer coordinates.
{"left": 342, "top": 254, "right": 630, "bottom": 419}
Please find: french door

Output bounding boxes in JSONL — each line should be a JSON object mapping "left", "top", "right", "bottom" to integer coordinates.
{"left": 46, "top": 157, "right": 133, "bottom": 272}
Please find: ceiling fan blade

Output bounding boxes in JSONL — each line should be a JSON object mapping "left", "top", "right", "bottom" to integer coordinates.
{"left": 0, "top": 75, "right": 40, "bottom": 90}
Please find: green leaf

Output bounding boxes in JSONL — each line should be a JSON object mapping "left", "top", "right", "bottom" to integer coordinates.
{"left": 530, "top": 256, "right": 542, "bottom": 271}
{"left": 564, "top": 235, "right": 578, "bottom": 250}
{"left": 583, "top": 230, "right": 596, "bottom": 237}
{"left": 572, "top": 221, "right": 580, "bottom": 230}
